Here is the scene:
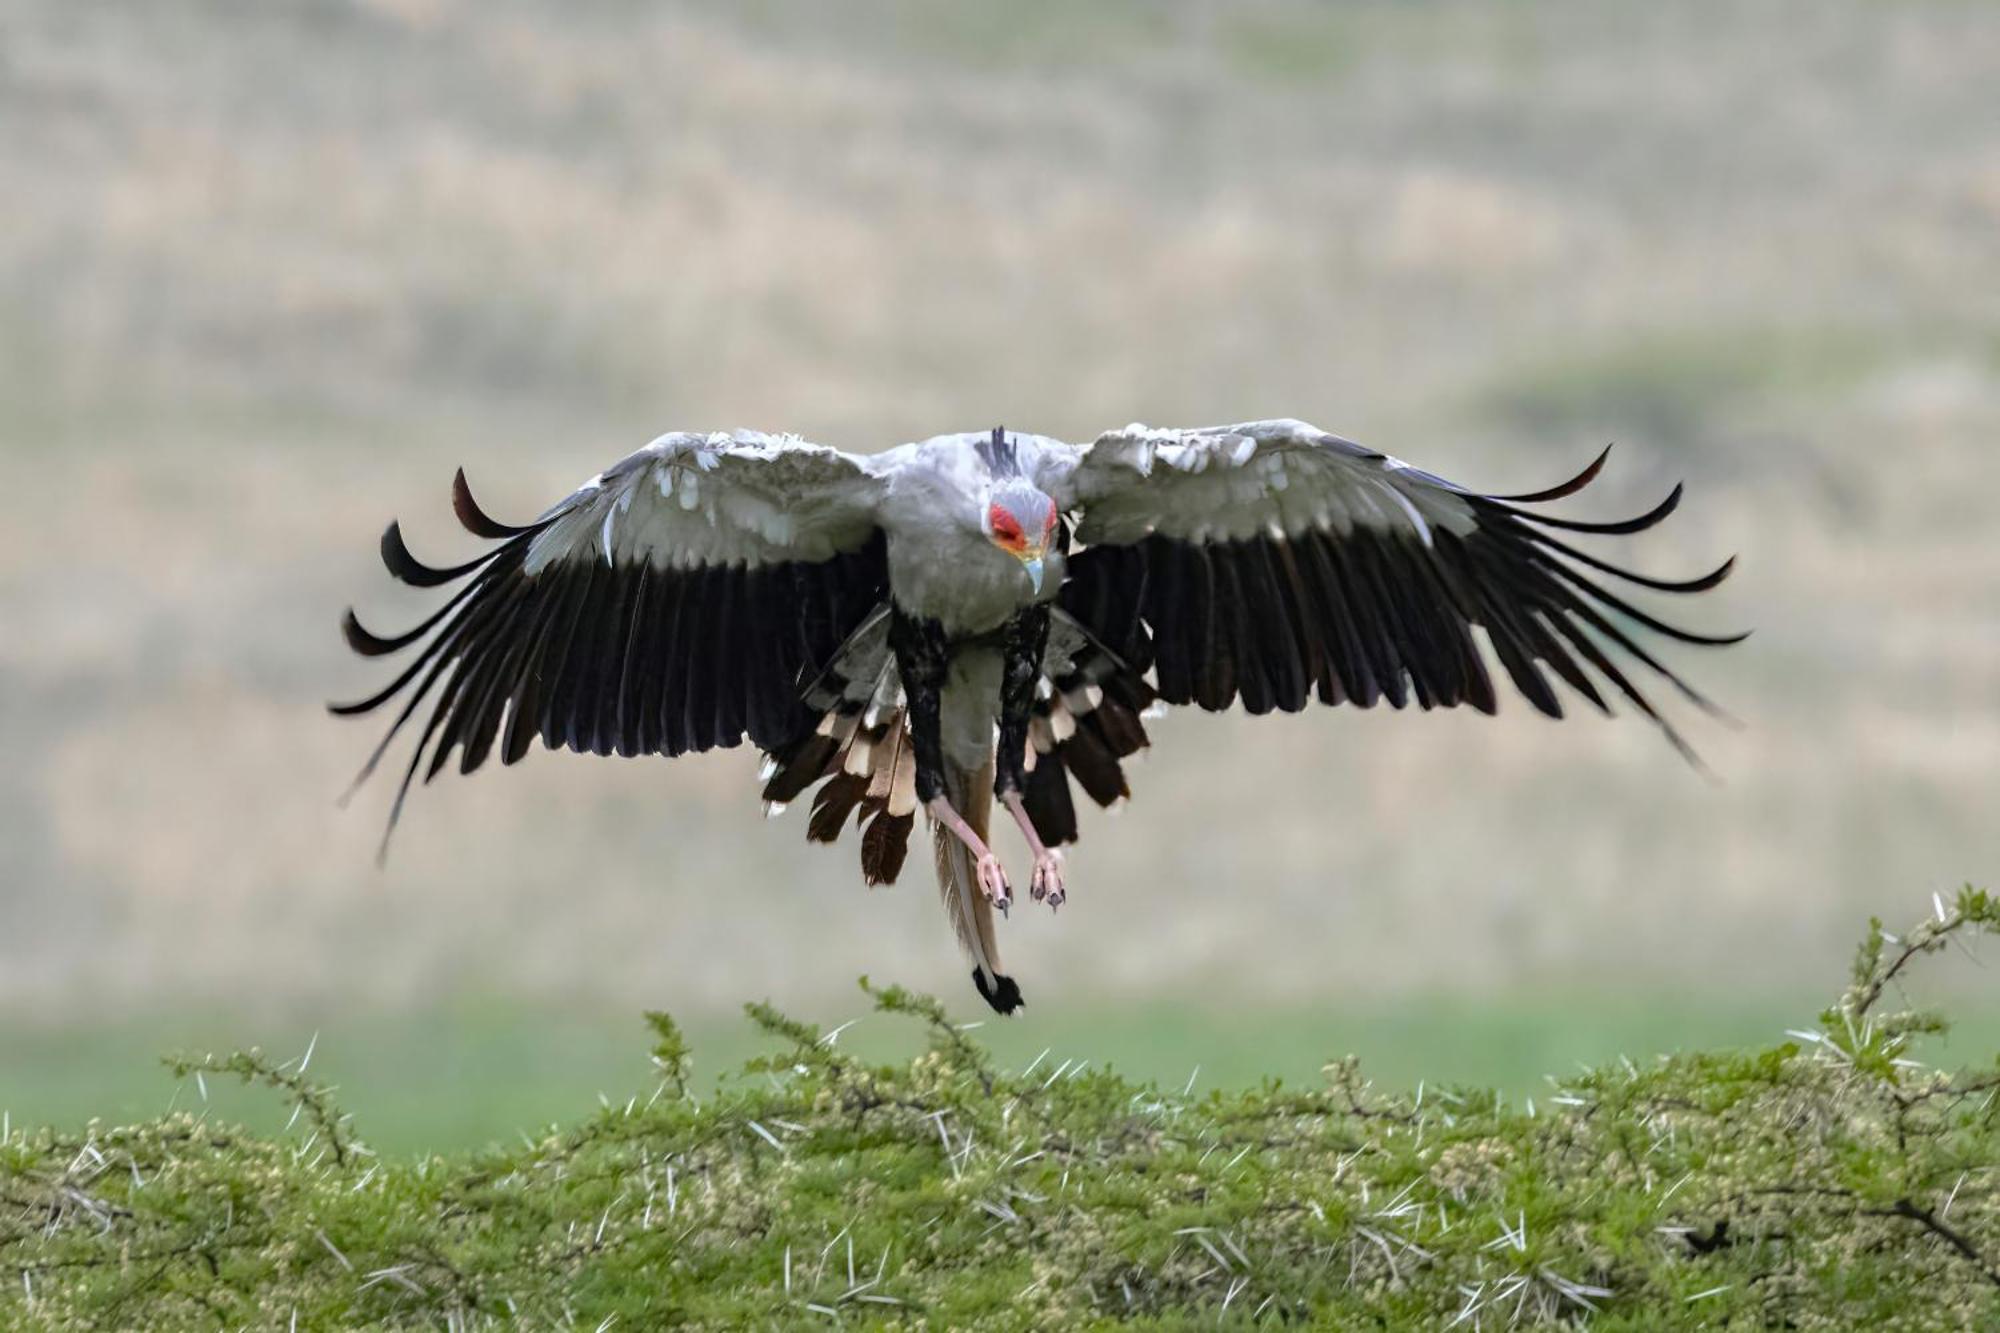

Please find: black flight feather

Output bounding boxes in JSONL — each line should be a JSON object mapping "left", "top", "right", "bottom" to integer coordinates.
{"left": 1490, "top": 444, "right": 1613, "bottom": 503}
{"left": 451, "top": 468, "right": 537, "bottom": 539}
{"left": 379, "top": 520, "right": 497, "bottom": 588}
{"left": 1503, "top": 482, "right": 1683, "bottom": 536}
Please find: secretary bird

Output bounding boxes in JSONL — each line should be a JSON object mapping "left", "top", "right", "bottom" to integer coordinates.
{"left": 334, "top": 421, "right": 1742, "bottom": 1012}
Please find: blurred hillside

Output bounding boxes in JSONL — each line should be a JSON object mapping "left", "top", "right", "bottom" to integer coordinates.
{"left": 1, "top": 0, "right": 1996, "bottom": 1061}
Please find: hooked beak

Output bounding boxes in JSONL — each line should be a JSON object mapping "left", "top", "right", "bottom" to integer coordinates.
{"left": 1020, "top": 552, "right": 1045, "bottom": 595}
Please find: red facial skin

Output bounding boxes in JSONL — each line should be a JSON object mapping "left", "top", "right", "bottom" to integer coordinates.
{"left": 989, "top": 506, "right": 1024, "bottom": 551}
{"left": 989, "top": 501, "right": 1059, "bottom": 554}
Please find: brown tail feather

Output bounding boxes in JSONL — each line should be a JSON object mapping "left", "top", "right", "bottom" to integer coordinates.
{"left": 861, "top": 808, "right": 914, "bottom": 885}
{"left": 933, "top": 755, "right": 1021, "bottom": 1014}
{"left": 766, "top": 703, "right": 919, "bottom": 884}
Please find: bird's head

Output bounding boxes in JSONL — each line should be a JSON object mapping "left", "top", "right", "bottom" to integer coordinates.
{"left": 982, "top": 477, "right": 1059, "bottom": 594}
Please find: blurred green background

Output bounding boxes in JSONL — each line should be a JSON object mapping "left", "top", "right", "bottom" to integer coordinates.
{"left": 3, "top": 0, "right": 1997, "bottom": 1154}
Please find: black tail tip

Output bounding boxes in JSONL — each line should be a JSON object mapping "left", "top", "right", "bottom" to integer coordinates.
{"left": 973, "top": 969, "right": 1025, "bottom": 1015}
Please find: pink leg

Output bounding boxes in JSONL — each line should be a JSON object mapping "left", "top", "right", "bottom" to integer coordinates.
{"left": 1000, "top": 793, "right": 1067, "bottom": 910}
{"left": 926, "top": 797, "right": 1012, "bottom": 911}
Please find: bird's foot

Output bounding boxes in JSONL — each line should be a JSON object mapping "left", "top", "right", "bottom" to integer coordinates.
{"left": 928, "top": 795, "right": 1012, "bottom": 913}
{"left": 976, "top": 852, "right": 1013, "bottom": 914}
{"left": 1028, "top": 848, "right": 1066, "bottom": 910}
{"left": 999, "top": 790, "right": 1066, "bottom": 912}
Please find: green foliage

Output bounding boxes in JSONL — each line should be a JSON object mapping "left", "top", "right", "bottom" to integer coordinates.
{"left": 643, "top": 1011, "right": 693, "bottom": 1100}
{"left": 6, "top": 897, "right": 2000, "bottom": 1329}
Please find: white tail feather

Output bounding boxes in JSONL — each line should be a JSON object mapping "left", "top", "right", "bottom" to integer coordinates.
{"left": 932, "top": 756, "right": 1004, "bottom": 990}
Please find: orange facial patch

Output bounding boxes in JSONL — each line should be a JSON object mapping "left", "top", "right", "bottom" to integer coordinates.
{"left": 989, "top": 506, "right": 1027, "bottom": 551}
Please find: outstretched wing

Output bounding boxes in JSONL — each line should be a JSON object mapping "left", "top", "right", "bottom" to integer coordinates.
{"left": 1043, "top": 419, "right": 1742, "bottom": 756}
{"left": 333, "top": 431, "right": 894, "bottom": 853}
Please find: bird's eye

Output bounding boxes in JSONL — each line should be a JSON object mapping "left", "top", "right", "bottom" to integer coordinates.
{"left": 990, "top": 508, "right": 1021, "bottom": 541}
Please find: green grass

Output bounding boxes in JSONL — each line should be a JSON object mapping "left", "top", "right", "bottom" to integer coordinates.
{"left": 4, "top": 893, "right": 1998, "bottom": 1328}
{"left": 19, "top": 988, "right": 1995, "bottom": 1158}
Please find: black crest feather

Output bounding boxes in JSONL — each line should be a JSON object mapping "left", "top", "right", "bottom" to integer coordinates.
{"left": 975, "top": 425, "right": 1020, "bottom": 477}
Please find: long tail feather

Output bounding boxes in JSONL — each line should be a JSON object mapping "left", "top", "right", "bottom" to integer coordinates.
{"left": 933, "top": 756, "right": 1022, "bottom": 1014}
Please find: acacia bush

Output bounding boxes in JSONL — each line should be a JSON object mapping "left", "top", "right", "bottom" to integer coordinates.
{"left": 5, "top": 890, "right": 1998, "bottom": 1329}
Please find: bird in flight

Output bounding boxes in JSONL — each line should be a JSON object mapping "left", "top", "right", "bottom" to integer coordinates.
{"left": 334, "top": 420, "right": 1741, "bottom": 1013}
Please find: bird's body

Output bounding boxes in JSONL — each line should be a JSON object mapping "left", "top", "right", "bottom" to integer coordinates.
{"left": 336, "top": 421, "right": 1741, "bottom": 1012}
{"left": 878, "top": 431, "right": 1068, "bottom": 638}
